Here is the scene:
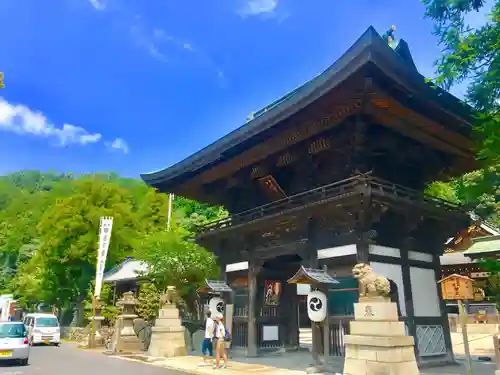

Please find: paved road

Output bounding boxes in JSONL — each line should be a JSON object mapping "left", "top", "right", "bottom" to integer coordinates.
{"left": 0, "top": 342, "right": 497, "bottom": 375}
{"left": 0, "top": 343, "right": 183, "bottom": 375}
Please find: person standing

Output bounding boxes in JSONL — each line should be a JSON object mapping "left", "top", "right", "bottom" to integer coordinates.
{"left": 213, "top": 313, "right": 229, "bottom": 369}
{"left": 200, "top": 311, "right": 214, "bottom": 365}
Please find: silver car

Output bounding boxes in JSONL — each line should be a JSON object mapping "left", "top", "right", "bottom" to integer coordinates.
{"left": 0, "top": 321, "right": 30, "bottom": 365}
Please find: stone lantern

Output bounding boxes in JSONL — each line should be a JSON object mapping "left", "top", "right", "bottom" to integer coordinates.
{"left": 115, "top": 291, "right": 142, "bottom": 353}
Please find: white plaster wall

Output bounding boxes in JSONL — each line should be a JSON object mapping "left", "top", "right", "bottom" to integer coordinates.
{"left": 410, "top": 267, "right": 441, "bottom": 317}
{"left": 226, "top": 261, "right": 248, "bottom": 272}
{"left": 369, "top": 245, "right": 401, "bottom": 258}
{"left": 408, "top": 251, "right": 433, "bottom": 263}
{"left": 370, "top": 262, "right": 406, "bottom": 316}
{"left": 317, "top": 244, "right": 356, "bottom": 259}
{"left": 297, "top": 284, "right": 311, "bottom": 295}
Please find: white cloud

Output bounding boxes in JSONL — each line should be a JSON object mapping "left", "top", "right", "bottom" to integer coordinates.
{"left": 88, "top": 0, "right": 106, "bottom": 11}
{"left": 239, "top": 0, "right": 278, "bottom": 16}
{"left": 183, "top": 43, "right": 194, "bottom": 51}
{"left": 0, "top": 97, "right": 102, "bottom": 146}
{"left": 106, "top": 138, "right": 129, "bottom": 154}
{"left": 89, "top": 7, "right": 225, "bottom": 81}
{"left": 131, "top": 25, "right": 170, "bottom": 62}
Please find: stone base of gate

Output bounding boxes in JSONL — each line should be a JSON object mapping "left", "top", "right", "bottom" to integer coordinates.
{"left": 342, "top": 297, "right": 420, "bottom": 375}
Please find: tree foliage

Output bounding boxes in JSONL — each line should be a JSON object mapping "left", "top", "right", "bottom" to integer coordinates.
{"left": 0, "top": 170, "right": 226, "bottom": 313}
{"left": 135, "top": 230, "right": 219, "bottom": 298}
{"left": 35, "top": 178, "right": 138, "bottom": 306}
{"left": 424, "top": 0, "right": 499, "bottom": 226}
{"left": 136, "top": 283, "right": 162, "bottom": 323}
{"left": 423, "top": 0, "right": 499, "bottom": 165}
{"left": 475, "top": 258, "right": 500, "bottom": 310}
{"left": 83, "top": 283, "right": 120, "bottom": 323}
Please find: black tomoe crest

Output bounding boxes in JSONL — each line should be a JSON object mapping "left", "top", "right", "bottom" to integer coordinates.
{"left": 216, "top": 301, "right": 225, "bottom": 313}
{"left": 309, "top": 297, "right": 323, "bottom": 312}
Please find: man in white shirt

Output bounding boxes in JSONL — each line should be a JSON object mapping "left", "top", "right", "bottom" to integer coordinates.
{"left": 200, "top": 311, "right": 214, "bottom": 365}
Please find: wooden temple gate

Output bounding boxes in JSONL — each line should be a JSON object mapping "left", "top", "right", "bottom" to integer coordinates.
{"left": 141, "top": 27, "right": 477, "bottom": 366}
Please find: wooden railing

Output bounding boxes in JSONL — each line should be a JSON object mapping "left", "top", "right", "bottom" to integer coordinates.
{"left": 197, "top": 174, "right": 461, "bottom": 235}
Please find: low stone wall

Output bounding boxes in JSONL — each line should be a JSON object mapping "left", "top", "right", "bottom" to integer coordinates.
{"left": 449, "top": 314, "right": 500, "bottom": 332}
{"left": 61, "top": 326, "right": 88, "bottom": 341}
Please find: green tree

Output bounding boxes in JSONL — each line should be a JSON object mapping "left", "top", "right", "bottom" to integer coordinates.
{"left": 423, "top": 0, "right": 499, "bottom": 226}
{"left": 476, "top": 258, "right": 500, "bottom": 310}
{"left": 423, "top": 0, "right": 499, "bottom": 165}
{"left": 0, "top": 169, "right": 227, "bottom": 312}
{"left": 135, "top": 230, "right": 219, "bottom": 305}
{"left": 425, "top": 181, "right": 460, "bottom": 203}
{"left": 136, "top": 283, "right": 162, "bottom": 323}
{"left": 34, "top": 177, "right": 139, "bottom": 308}
{"left": 83, "top": 284, "right": 119, "bottom": 323}
{"left": 12, "top": 252, "right": 48, "bottom": 309}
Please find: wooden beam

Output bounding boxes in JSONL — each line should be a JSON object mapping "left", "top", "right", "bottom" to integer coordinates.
{"left": 179, "top": 84, "right": 365, "bottom": 190}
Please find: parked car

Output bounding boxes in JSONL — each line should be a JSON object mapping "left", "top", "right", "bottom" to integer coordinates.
{"left": 24, "top": 313, "right": 60, "bottom": 346}
{"left": 0, "top": 321, "right": 30, "bottom": 365}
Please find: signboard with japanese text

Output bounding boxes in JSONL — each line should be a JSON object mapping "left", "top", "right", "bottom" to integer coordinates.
{"left": 94, "top": 216, "right": 114, "bottom": 297}
{"left": 439, "top": 274, "right": 474, "bottom": 301}
{"left": 264, "top": 280, "right": 281, "bottom": 306}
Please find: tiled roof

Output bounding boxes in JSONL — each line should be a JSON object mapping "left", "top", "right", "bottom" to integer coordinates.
{"left": 438, "top": 273, "right": 474, "bottom": 283}
{"left": 287, "top": 266, "right": 339, "bottom": 285}
{"left": 197, "top": 280, "right": 233, "bottom": 293}
{"left": 463, "top": 235, "right": 500, "bottom": 257}
{"left": 103, "top": 259, "right": 149, "bottom": 283}
{"left": 141, "top": 26, "right": 473, "bottom": 192}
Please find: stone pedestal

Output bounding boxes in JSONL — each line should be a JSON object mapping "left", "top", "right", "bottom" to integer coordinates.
{"left": 88, "top": 316, "right": 105, "bottom": 347}
{"left": 343, "top": 297, "right": 420, "bottom": 375}
{"left": 116, "top": 291, "right": 143, "bottom": 353}
{"left": 148, "top": 287, "right": 187, "bottom": 358}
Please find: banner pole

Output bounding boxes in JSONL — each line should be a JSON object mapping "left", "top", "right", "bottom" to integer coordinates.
{"left": 89, "top": 296, "right": 96, "bottom": 348}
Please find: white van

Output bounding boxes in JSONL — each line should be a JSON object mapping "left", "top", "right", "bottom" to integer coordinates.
{"left": 24, "top": 313, "right": 60, "bottom": 346}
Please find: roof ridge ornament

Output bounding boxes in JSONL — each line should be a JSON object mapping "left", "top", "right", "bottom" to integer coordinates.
{"left": 382, "top": 25, "right": 397, "bottom": 49}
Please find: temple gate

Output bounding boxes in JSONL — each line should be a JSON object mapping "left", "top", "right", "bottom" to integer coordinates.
{"left": 141, "top": 26, "right": 477, "bottom": 366}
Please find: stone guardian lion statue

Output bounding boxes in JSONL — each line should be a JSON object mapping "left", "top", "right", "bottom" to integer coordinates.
{"left": 352, "top": 263, "right": 390, "bottom": 298}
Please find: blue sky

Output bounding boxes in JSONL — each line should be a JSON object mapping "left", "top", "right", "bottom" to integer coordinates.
{"left": 0, "top": 0, "right": 493, "bottom": 178}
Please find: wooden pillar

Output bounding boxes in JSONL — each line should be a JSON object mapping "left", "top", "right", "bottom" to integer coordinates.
{"left": 247, "top": 258, "right": 262, "bottom": 357}
{"left": 321, "top": 265, "right": 331, "bottom": 359}
{"left": 283, "top": 276, "right": 299, "bottom": 350}
{"left": 400, "top": 238, "right": 417, "bottom": 358}
{"left": 303, "top": 218, "right": 323, "bottom": 362}
{"left": 355, "top": 182, "right": 372, "bottom": 263}
{"left": 218, "top": 240, "right": 229, "bottom": 283}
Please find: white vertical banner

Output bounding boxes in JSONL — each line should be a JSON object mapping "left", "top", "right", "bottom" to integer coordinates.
{"left": 94, "top": 216, "right": 114, "bottom": 297}
{"left": 167, "top": 193, "right": 174, "bottom": 232}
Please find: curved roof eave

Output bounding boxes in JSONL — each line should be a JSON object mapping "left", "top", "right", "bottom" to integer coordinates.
{"left": 141, "top": 26, "right": 474, "bottom": 190}
{"left": 140, "top": 26, "right": 381, "bottom": 188}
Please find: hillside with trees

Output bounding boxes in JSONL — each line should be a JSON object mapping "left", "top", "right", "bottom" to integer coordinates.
{"left": 0, "top": 170, "right": 227, "bottom": 312}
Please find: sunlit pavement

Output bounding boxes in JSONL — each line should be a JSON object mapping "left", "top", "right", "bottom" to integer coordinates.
{"left": 0, "top": 343, "right": 184, "bottom": 375}
{"left": 0, "top": 341, "right": 497, "bottom": 375}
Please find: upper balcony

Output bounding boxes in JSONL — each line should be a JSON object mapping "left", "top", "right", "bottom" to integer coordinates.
{"left": 196, "top": 174, "right": 463, "bottom": 239}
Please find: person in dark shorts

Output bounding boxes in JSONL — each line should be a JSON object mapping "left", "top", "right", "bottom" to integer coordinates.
{"left": 199, "top": 311, "right": 214, "bottom": 365}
